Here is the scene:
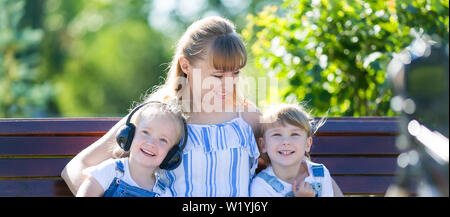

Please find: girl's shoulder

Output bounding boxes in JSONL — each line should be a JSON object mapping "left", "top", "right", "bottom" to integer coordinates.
{"left": 85, "top": 158, "right": 124, "bottom": 176}
{"left": 253, "top": 166, "right": 279, "bottom": 183}
{"left": 252, "top": 167, "right": 272, "bottom": 187}
{"left": 84, "top": 158, "right": 125, "bottom": 192}
{"left": 305, "top": 160, "right": 330, "bottom": 178}
{"left": 250, "top": 173, "right": 275, "bottom": 197}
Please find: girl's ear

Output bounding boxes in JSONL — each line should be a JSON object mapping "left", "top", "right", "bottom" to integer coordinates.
{"left": 305, "top": 137, "right": 312, "bottom": 153}
{"left": 179, "top": 56, "right": 190, "bottom": 76}
{"left": 258, "top": 137, "right": 267, "bottom": 153}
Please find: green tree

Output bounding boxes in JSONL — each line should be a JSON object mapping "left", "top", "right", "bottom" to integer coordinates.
{"left": 243, "top": 0, "right": 449, "bottom": 116}
{"left": 0, "top": 0, "right": 53, "bottom": 117}
{"left": 55, "top": 20, "right": 171, "bottom": 116}
{"left": 39, "top": 0, "right": 172, "bottom": 117}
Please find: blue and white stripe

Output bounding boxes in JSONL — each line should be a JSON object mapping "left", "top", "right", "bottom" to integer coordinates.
{"left": 158, "top": 116, "right": 260, "bottom": 197}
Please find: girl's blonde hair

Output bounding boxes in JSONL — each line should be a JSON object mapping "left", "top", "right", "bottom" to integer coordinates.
{"left": 112, "top": 101, "right": 186, "bottom": 159}
{"left": 144, "top": 16, "right": 249, "bottom": 110}
{"left": 259, "top": 104, "right": 326, "bottom": 164}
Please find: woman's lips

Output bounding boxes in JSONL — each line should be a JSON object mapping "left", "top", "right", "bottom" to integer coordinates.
{"left": 217, "top": 92, "right": 231, "bottom": 99}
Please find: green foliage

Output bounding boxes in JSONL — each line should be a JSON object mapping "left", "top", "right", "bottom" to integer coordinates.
{"left": 0, "top": 0, "right": 53, "bottom": 117}
{"left": 40, "top": 0, "right": 172, "bottom": 117}
{"left": 55, "top": 20, "right": 171, "bottom": 116}
{"left": 243, "top": 0, "right": 449, "bottom": 116}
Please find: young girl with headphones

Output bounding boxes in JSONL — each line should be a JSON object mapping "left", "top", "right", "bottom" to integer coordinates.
{"left": 76, "top": 102, "right": 187, "bottom": 197}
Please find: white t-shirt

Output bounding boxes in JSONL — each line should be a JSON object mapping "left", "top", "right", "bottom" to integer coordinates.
{"left": 85, "top": 158, "right": 170, "bottom": 197}
{"left": 250, "top": 160, "right": 334, "bottom": 197}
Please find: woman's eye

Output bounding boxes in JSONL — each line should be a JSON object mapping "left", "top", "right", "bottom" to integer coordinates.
{"left": 233, "top": 71, "right": 240, "bottom": 75}
{"left": 213, "top": 75, "right": 223, "bottom": 79}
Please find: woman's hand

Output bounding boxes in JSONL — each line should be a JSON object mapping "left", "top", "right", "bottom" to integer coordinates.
{"left": 331, "top": 178, "right": 344, "bottom": 197}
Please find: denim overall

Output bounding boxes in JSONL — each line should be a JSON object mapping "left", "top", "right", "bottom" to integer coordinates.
{"left": 103, "top": 160, "right": 160, "bottom": 197}
{"left": 256, "top": 164, "right": 324, "bottom": 197}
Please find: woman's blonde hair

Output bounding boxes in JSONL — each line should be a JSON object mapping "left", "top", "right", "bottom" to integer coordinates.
{"left": 112, "top": 101, "right": 186, "bottom": 159}
{"left": 144, "top": 16, "right": 249, "bottom": 110}
{"left": 259, "top": 103, "right": 326, "bottom": 164}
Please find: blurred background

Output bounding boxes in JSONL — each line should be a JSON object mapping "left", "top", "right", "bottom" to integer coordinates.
{"left": 0, "top": 0, "right": 448, "bottom": 118}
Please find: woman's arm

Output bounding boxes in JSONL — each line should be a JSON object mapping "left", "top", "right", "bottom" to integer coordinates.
{"left": 61, "top": 116, "right": 127, "bottom": 195}
{"left": 331, "top": 178, "right": 344, "bottom": 197}
{"left": 76, "top": 175, "right": 105, "bottom": 197}
{"left": 241, "top": 104, "right": 262, "bottom": 139}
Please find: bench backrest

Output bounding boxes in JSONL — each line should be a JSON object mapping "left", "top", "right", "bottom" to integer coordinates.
{"left": 0, "top": 117, "right": 399, "bottom": 196}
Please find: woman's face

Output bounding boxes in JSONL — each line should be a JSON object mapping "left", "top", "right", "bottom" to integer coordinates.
{"left": 181, "top": 55, "right": 240, "bottom": 109}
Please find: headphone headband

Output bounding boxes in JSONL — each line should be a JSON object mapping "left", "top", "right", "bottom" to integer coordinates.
{"left": 125, "top": 101, "right": 161, "bottom": 125}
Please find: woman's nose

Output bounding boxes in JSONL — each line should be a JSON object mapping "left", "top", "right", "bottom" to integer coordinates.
{"left": 222, "top": 76, "right": 237, "bottom": 90}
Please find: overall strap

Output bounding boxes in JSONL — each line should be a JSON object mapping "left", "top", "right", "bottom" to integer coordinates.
{"left": 311, "top": 164, "right": 324, "bottom": 177}
{"left": 309, "top": 163, "right": 324, "bottom": 197}
{"left": 154, "top": 171, "right": 168, "bottom": 192}
{"left": 256, "top": 172, "right": 284, "bottom": 193}
{"left": 115, "top": 160, "right": 125, "bottom": 178}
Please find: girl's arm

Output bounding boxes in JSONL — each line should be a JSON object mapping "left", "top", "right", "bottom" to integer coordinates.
{"left": 61, "top": 116, "right": 127, "bottom": 195}
{"left": 331, "top": 178, "right": 344, "bottom": 197}
{"left": 76, "top": 175, "right": 104, "bottom": 197}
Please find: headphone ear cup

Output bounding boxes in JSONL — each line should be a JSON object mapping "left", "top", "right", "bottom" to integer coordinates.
{"left": 116, "top": 124, "right": 136, "bottom": 151}
{"left": 159, "top": 145, "right": 181, "bottom": 170}
{"left": 160, "top": 118, "right": 187, "bottom": 170}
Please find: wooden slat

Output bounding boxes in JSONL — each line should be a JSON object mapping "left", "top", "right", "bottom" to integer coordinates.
{"left": 0, "top": 118, "right": 120, "bottom": 136}
{"left": 332, "top": 175, "right": 394, "bottom": 195}
{"left": 315, "top": 117, "right": 399, "bottom": 136}
{"left": 0, "top": 156, "right": 398, "bottom": 178}
{"left": 310, "top": 156, "right": 398, "bottom": 175}
{"left": 0, "top": 179, "right": 73, "bottom": 197}
{"left": 0, "top": 158, "right": 71, "bottom": 177}
{"left": 0, "top": 136, "right": 100, "bottom": 156}
{"left": 311, "top": 136, "right": 399, "bottom": 155}
{"left": 0, "top": 135, "right": 398, "bottom": 156}
{"left": 0, "top": 117, "right": 398, "bottom": 136}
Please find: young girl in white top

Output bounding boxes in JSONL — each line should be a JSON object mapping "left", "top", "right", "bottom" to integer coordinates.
{"left": 250, "top": 104, "right": 334, "bottom": 197}
{"left": 62, "top": 16, "right": 262, "bottom": 197}
{"left": 76, "top": 102, "right": 186, "bottom": 197}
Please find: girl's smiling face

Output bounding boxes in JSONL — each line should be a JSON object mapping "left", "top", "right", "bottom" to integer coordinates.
{"left": 129, "top": 113, "right": 180, "bottom": 169}
{"left": 260, "top": 123, "right": 312, "bottom": 168}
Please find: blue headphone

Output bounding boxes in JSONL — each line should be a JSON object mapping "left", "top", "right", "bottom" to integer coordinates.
{"left": 116, "top": 101, "right": 188, "bottom": 170}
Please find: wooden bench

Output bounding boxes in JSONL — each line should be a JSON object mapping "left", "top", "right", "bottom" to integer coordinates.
{"left": 0, "top": 117, "right": 400, "bottom": 196}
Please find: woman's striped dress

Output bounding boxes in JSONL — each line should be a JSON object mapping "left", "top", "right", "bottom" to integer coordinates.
{"left": 156, "top": 112, "right": 260, "bottom": 197}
